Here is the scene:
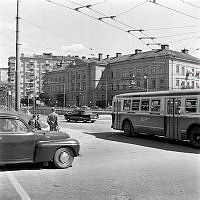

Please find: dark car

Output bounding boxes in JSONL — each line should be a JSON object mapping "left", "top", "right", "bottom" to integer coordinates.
{"left": 0, "top": 112, "right": 80, "bottom": 169}
{"left": 64, "top": 109, "right": 98, "bottom": 123}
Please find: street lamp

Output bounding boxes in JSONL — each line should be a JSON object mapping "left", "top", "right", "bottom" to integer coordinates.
{"left": 144, "top": 75, "right": 149, "bottom": 92}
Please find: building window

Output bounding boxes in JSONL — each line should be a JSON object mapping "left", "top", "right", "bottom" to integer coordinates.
{"left": 191, "top": 68, "right": 194, "bottom": 76}
{"left": 82, "top": 82, "right": 86, "bottom": 90}
{"left": 181, "top": 81, "right": 185, "bottom": 88}
{"left": 76, "top": 83, "right": 80, "bottom": 91}
{"left": 122, "top": 72, "right": 128, "bottom": 78}
{"left": 136, "top": 67, "right": 142, "bottom": 75}
{"left": 117, "top": 84, "right": 119, "bottom": 90}
{"left": 176, "top": 79, "right": 179, "bottom": 87}
{"left": 111, "top": 71, "right": 113, "bottom": 79}
{"left": 181, "top": 66, "right": 185, "bottom": 75}
{"left": 152, "top": 79, "right": 156, "bottom": 89}
{"left": 176, "top": 64, "right": 180, "bottom": 73}
{"left": 123, "top": 85, "right": 126, "bottom": 90}
{"left": 151, "top": 66, "right": 156, "bottom": 75}
{"left": 191, "top": 81, "right": 194, "bottom": 88}
{"left": 82, "top": 73, "right": 86, "bottom": 79}
{"left": 111, "top": 83, "right": 113, "bottom": 90}
{"left": 77, "top": 73, "right": 81, "bottom": 79}
{"left": 136, "top": 80, "right": 140, "bottom": 87}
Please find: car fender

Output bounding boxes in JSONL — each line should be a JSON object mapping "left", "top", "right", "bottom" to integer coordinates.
{"left": 34, "top": 138, "right": 80, "bottom": 162}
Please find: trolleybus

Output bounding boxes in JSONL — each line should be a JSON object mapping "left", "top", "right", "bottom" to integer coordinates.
{"left": 111, "top": 89, "right": 200, "bottom": 148}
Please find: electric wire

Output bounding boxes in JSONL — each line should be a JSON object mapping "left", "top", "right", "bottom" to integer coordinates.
{"left": 148, "top": 0, "right": 200, "bottom": 21}
{"left": 168, "top": 36, "right": 200, "bottom": 44}
{"left": 115, "top": 1, "right": 147, "bottom": 17}
{"left": 180, "top": 0, "right": 200, "bottom": 9}
{"left": 46, "top": 0, "right": 152, "bottom": 49}
{"left": 21, "top": 18, "right": 95, "bottom": 54}
{"left": 144, "top": 25, "right": 200, "bottom": 31}
{"left": 156, "top": 31, "right": 200, "bottom": 39}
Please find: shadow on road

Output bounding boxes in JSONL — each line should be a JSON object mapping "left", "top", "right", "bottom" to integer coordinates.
{"left": 84, "top": 131, "right": 200, "bottom": 154}
{"left": 0, "top": 162, "right": 55, "bottom": 172}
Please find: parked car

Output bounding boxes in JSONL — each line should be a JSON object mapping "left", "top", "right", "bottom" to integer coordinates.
{"left": 0, "top": 112, "right": 80, "bottom": 169}
{"left": 64, "top": 109, "right": 98, "bottom": 122}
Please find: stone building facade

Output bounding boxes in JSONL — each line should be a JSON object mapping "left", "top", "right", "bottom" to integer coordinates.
{"left": 96, "top": 45, "right": 200, "bottom": 106}
{"left": 41, "top": 45, "right": 200, "bottom": 107}
{"left": 42, "top": 55, "right": 106, "bottom": 107}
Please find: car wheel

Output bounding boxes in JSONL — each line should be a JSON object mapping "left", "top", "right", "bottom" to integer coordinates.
{"left": 189, "top": 127, "right": 200, "bottom": 148}
{"left": 53, "top": 147, "right": 74, "bottom": 169}
{"left": 123, "top": 121, "right": 133, "bottom": 137}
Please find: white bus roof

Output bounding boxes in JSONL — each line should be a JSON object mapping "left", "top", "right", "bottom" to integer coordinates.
{"left": 114, "top": 89, "right": 200, "bottom": 99}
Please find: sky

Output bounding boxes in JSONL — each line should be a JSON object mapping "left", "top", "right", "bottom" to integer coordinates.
{"left": 0, "top": 0, "right": 200, "bottom": 68}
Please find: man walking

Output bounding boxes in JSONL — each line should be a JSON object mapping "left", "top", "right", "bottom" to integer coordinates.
{"left": 47, "top": 107, "right": 58, "bottom": 131}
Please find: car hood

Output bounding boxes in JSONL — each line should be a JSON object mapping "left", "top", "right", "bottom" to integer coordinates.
{"left": 35, "top": 130, "right": 71, "bottom": 141}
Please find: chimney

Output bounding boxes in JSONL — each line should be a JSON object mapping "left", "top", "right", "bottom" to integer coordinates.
{"left": 116, "top": 53, "right": 122, "bottom": 57}
{"left": 106, "top": 55, "right": 110, "bottom": 59}
{"left": 161, "top": 44, "right": 169, "bottom": 50}
{"left": 135, "top": 49, "right": 142, "bottom": 54}
{"left": 181, "top": 48, "right": 189, "bottom": 54}
{"left": 98, "top": 53, "right": 103, "bottom": 61}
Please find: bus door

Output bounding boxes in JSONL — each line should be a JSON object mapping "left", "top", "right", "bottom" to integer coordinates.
{"left": 112, "top": 100, "right": 121, "bottom": 130}
{"left": 165, "top": 98, "right": 181, "bottom": 140}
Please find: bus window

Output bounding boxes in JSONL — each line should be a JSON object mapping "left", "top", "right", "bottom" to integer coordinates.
{"left": 141, "top": 99, "right": 150, "bottom": 111}
{"left": 132, "top": 100, "right": 140, "bottom": 111}
{"left": 151, "top": 99, "right": 160, "bottom": 112}
{"left": 123, "top": 100, "right": 131, "bottom": 111}
{"left": 185, "top": 98, "right": 197, "bottom": 113}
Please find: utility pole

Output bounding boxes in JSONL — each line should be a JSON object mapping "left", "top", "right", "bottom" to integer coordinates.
{"left": 15, "top": 0, "right": 21, "bottom": 111}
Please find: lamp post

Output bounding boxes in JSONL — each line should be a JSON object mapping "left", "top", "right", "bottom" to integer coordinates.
{"left": 144, "top": 75, "right": 149, "bottom": 92}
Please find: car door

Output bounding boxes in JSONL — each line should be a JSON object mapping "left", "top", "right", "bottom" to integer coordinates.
{"left": 0, "top": 118, "right": 35, "bottom": 163}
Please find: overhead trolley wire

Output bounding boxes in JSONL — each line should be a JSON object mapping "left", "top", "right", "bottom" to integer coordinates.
{"left": 156, "top": 31, "right": 200, "bottom": 39}
{"left": 148, "top": 0, "right": 200, "bottom": 21}
{"left": 113, "top": 1, "right": 147, "bottom": 17}
{"left": 180, "top": 0, "right": 200, "bottom": 9}
{"left": 65, "top": 0, "right": 158, "bottom": 48}
{"left": 144, "top": 25, "right": 200, "bottom": 31}
{"left": 46, "top": 0, "right": 153, "bottom": 49}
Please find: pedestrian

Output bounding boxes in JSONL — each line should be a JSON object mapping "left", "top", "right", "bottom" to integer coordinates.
{"left": 28, "top": 114, "right": 36, "bottom": 129}
{"left": 47, "top": 107, "right": 58, "bottom": 131}
{"left": 35, "top": 114, "right": 42, "bottom": 130}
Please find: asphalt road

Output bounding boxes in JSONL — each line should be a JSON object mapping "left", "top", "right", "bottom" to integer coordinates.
{"left": 1, "top": 115, "right": 200, "bottom": 200}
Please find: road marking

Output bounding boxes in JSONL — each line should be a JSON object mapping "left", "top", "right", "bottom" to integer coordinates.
{"left": 6, "top": 172, "right": 31, "bottom": 200}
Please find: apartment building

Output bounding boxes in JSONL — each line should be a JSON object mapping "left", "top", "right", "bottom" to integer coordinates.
{"left": 8, "top": 53, "right": 73, "bottom": 98}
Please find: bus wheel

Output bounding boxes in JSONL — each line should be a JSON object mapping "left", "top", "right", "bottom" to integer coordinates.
{"left": 123, "top": 121, "right": 133, "bottom": 137}
{"left": 189, "top": 127, "right": 200, "bottom": 148}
